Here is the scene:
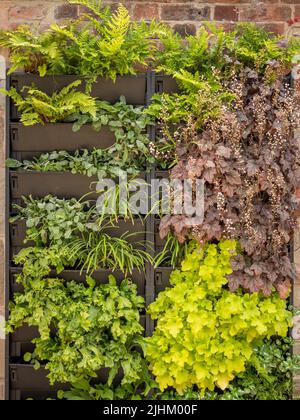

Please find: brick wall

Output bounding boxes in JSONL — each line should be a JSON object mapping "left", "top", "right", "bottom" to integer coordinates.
{"left": 0, "top": 0, "right": 300, "bottom": 400}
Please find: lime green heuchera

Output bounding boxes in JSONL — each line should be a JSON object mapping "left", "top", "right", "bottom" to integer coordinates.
{"left": 145, "top": 240, "right": 292, "bottom": 395}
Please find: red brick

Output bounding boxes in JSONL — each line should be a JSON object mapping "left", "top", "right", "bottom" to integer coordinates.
{"left": 215, "top": 21, "right": 237, "bottom": 32}
{"left": 173, "top": 23, "right": 197, "bottom": 37}
{"left": 132, "top": 3, "right": 159, "bottom": 20}
{"left": 239, "top": 5, "right": 292, "bottom": 22}
{"left": 9, "top": 4, "right": 49, "bottom": 21}
{"left": 214, "top": 5, "right": 239, "bottom": 21}
{"left": 54, "top": 4, "right": 78, "bottom": 20}
{"left": 161, "top": 5, "right": 211, "bottom": 21}
{"left": 296, "top": 6, "right": 300, "bottom": 17}
{"left": 0, "top": 2, "right": 10, "bottom": 30}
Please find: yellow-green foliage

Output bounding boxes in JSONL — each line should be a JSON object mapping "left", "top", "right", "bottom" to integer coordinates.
{"left": 1, "top": 81, "right": 97, "bottom": 126}
{"left": 145, "top": 241, "right": 292, "bottom": 395}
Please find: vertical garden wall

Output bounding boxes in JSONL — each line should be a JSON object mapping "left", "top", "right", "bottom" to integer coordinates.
{"left": 0, "top": 0, "right": 300, "bottom": 401}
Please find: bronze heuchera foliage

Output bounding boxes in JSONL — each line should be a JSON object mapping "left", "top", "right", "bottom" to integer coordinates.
{"left": 160, "top": 68, "right": 300, "bottom": 298}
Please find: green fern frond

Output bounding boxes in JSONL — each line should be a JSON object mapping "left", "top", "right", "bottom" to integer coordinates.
{"left": 102, "top": 4, "right": 130, "bottom": 42}
{"left": 2, "top": 81, "right": 97, "bottom": 125}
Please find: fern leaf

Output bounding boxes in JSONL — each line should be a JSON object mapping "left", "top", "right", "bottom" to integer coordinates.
{"left": 102, "top": 4, "right": 130, "bottom": 42}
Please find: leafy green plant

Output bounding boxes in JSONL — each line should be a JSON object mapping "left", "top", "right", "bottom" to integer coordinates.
{"left": 1, "top": 81, "right": 96, "bottom": 126}
{"left": 12, "top": 195, "right": 152, "bottom": 275}
{"left": 6, "top": 95, "right": 154, "bottom": 177}
{"left": 147, "top": 71, "right": 234, "bottom": 127}
{"left": 205, "top": 337, "right": 300, "bottom": 400}
{"left": 155, "top": 233, "right": 189, "bottom": 268}
{"left": 155, "top": 23, "right": 300, "bottom": 78}
{"left": 148, "top": 23, "right": 300, "bottom": 129}
{"left": 145, "top": 241, "right": 292, "bottom": 395}
{"left": 11, "top": 195, "right": 92, "bottom": 246}
{"left": 14, "top": 245, "right": 77, "bottom": 287}
{"left": 67, "top": 229, "right": 152, "bottom": 275}
{"left": 7, "top": 275, "right": 145, "bottom": 385}
{"left": 0, "top": 0, "right": 164, "bottom": 79}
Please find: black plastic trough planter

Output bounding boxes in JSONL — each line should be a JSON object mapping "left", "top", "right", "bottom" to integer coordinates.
{"left": 10, "top": 218, "right": 146, "bottom": 247}
{"left": 10, "top": 123, "right": 115, "bottom": 161}
{"left": 10, "top": 171, "right": 99, "bottom": 200}
{"left": 9, "top": 362, "right": 132, "bottom": 400}
{"left": 155, "top": 75, "right": 179, "bottom": 94}
{"left": 154, "top": 267, "right": 172, "bottom": 295}
{"left": 9, "top": 171, "right": 148, "bottom": 201}
{"left": 9, "top": 364, "right": 69, "bottom": 400}
{"left": 10, "top": 73, "right": 148, "bottom": 120}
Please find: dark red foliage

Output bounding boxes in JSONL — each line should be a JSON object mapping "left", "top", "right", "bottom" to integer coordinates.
{"left": 160, "top": 69, "right": 300, "bottom": 297}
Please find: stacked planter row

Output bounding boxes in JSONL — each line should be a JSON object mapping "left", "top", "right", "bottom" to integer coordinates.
{"left": 6, "top": 72, "right": 179, "bottom": 400}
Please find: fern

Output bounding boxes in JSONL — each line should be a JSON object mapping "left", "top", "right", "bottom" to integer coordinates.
{"left": 0, "top": 81, "right": 97, "bottom": 125}
{"left": 0, "top": 0, "right": 163, "bottom": 79}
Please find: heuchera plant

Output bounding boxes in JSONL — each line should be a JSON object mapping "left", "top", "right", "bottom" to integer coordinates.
{"left": 145, "top": 241, "right": 293, "bottom": 394}
{"left": 160, "top": 69, "right": 300, "bottom": 298}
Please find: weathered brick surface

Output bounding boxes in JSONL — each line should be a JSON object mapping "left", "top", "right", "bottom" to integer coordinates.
{"left": 239, "top": 4, "right": 292, "bottom": 22}
{"left": 161, "top": 4, "right": 211, "bottom": 21}
{"left": 214, "top": 5, "right": 239, "bottom": 21}
{"left": 132, "top": 3, "right": 160, "bottom": 19}
{"left": 8, "top": 4, "right": 49, "bottom": 21}
{"left": 54, "top": 4, "right": 78, "bottom": 19}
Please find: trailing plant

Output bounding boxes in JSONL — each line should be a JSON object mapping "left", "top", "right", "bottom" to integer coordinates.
{"left": 148, "top": 23, "right": 300, "bottom": 131}
{"left": 155, "top": 23, "right": 300, "bottom": 79}
{"left": 66, "top": 230, "right": 152, "bottom": 275}
{"left": 159, "top": 70, "right": 300, "bottom": 297}
{"left": 7, "top": 275, "right": 145, "bottom": 385}
{"left": 145, "top": 241, "right": 293, "bottom": 395}
{"left": 1, "top": 81, "right": 96, "bottom": 126}
{"left": 147, "top": 71, "right": 235, "bottom": 128}
{"left": 0, "top": 0, "right": 163, "bottom": 79}
{"left": 58, "top": 362, "right": 157, "bottom": 400}
{"left": 154, "top": 233, "right": 189, "bottom": 268}
{"left": 6, "top": 95, "right": 154, "bottom": 177}
{"left": 13, "top": 245, "right": 77, "bottom": 287}
{"left": 59, "top": 336, "right": 300, "bottom": 400}
{"left": 205, "top": 337, "right": 300, "bottom": 400}
{"left": 12, "top": 195, "right": 152, "bottom": 275}
{"left": 11, "top": 195, "right": 92, "bottom": 246}
{"left": 60, "top": 377, "right": 201, "bottom": 400}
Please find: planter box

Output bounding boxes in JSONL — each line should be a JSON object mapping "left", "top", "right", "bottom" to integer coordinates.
{"left": 10, "top": 171, "right": 99, "bottom": 200}
{"left": 10, "top": 123, "right": 115, "bottom": 160}
{"left": 10, "top": 73, "right": 148, "bottom": 120}
{"left": 9, "top": 362, "right": 133, "bottom": 400}
{"left": 9, "top": 218, "right": 147, "bottom": 258}
{"left": 154, "top": 267, "right": 172, "bottom": 295}
{"left": 155, "top": 75, "right": 179, "bottom": 94}
{"left": 9, "top": 364, "right": 69, "bottom": 400}
{"left": 9, "top": 267, "right": 146, "bottom": 296}
{"left": 9, "top": 171, "right": 149, "bottom": 201}
{"left": 10, "top": 73, "right": 147, "bottom": 121}
{"left": 10, "top": 316, "right": 147, "bottom": 359}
